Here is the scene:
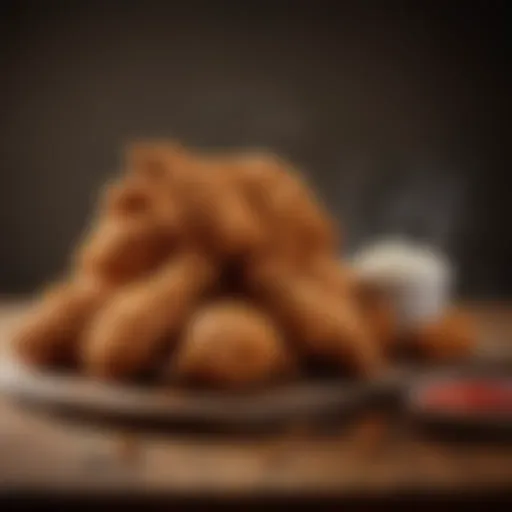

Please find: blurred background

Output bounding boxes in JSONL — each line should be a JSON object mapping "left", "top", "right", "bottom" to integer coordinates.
{"left": 0, "top": 1, "right": 510, "bottom": 297}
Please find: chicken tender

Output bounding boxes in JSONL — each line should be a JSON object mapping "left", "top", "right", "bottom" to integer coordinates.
{"left": 217, "top": 152, "right": 338, "bottom": 264}
{"left": 309, "top": 256, "right": 354, "bottom": 297}
{"left": 17, "top": 140, "right": 387, "bottom": 388}
{"left": 272, "top": 172, "right": 337, "bottom": 261}
{"left": 129, "top": 145, "right": 268, "bottom": 258}
{"left": 173, "top": 300, "right": 293, "bottom": 388}
{"left": 14, "top": 277, "right": 112, "bottom": 367}
{"left": 247, "top": 259, "right": 383, "bottom": 377}
{"left": 76, "top": 173, "right": 186, "bottom": 284}
{"left": 82, "top": 252, "right": 217, "bottom": 379}
{"left": 76, "top": 217, "right": 174, "bottom": 285}
{"left": 183, "top": 164, "right": 267, "bottom": 257}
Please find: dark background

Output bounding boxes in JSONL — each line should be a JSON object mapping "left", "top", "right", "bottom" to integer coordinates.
{"left": 0, "top": 1, "right": 510, "bottom": 297}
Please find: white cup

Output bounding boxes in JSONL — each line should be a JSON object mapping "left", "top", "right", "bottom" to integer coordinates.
{"left": 352, "top": 238, "right": 453, "bottom": 330}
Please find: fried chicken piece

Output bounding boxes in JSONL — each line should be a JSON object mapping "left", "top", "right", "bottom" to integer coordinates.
{"left": 246, "top": 259, "right": 383, "bottom": 378}
{"left": 272, "top": 172, "right": 337, "bottom": 261}
{"left": 308, "top": 256, "right": 354, "bottom": 297}
{"left": 75, "top": 216, "right": 175, "bottom": 285}
{"left": 82, "top": 252, "right": 217, "bottom": 380}
{"left": 125, "top": 140, "right": 187, "bottom": 182}
{"left": 74, "top": 173, "right": 187, "bottom": 285}
{"left": 14, "top": 277, "right": 112, "bottom": 367}
{"left": 353, "top": 279, "right": 398, "bottom": 352}
{"left": 183, "top": 161, "right": 267, "bottom": 258}
{"left": 216, "top": 152, "right": 338, "bottom": 265}
{"left": 127, "top": 144, "right": 268, "bottom": 258}
{"left": 126, "top": 144, "right": 337, "bottom": 263}
{"left": 173, "top": 300, "right": 294, "bottom": 388}
{"left": 20, "top": 141, "right": 367, "bottom": 392}
{"left": 101, "top": 175, "right": 184, "bottom": 232}
{"left": 414, "top": 308, "right": 475, "bottom": 362}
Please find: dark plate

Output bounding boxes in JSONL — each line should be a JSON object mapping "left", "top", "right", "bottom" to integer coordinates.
{"left": 0, "top": 352, "right": 403, "bottom": 428}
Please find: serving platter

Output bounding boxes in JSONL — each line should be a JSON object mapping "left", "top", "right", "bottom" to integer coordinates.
{"left": 1, "top": 317, "right": 507, "bottom": 429}
{"left": 0, "top": 349, "right": 406, "bottom": 428}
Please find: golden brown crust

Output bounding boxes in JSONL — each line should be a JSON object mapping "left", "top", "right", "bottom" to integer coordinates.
{"left": 14, "top": 277, "right": 112, "bottom": 367}
{"left": 308, "top": 257, "right": 354, "bottom": 297}
{"left": 179, "top": 160, "right": 268, "bottom": 258}
{"left": 413, "top": 308, "right": 475, "bottom": 362}
{"left": 352, "top": 278, "right": 398, "bottom": 353}
{"left": 75, "top": 217, "right": 174, "bottom": 285}
{"left": 20, "top": 140, "right": 477, "bottom": 388}
{"left": 81, "top": 253, "right": 217, "bottom": 379}
{"left": 173, "top": 300, "right": 295, "bottom": 388}
{"left": 215, "top": 152, "right": 338, "bottom": 264}
{"left": 246, "top": 259, "right": 384, "bottom": 378}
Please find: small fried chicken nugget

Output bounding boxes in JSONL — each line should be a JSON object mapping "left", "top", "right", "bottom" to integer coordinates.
{"left": 173, "top": 300, "right": 293, "bottom": 388}
{"left": 14, "top": 277, "right": 112, "bottom": 367}
{"left": 247, "top": 259, "right": 383, "bottom": 378}
{"left": 82, "top": 252, "right": 217, "bottom": 380}
{"left": 414, "top": 307, "right": 475, "bottom": 362}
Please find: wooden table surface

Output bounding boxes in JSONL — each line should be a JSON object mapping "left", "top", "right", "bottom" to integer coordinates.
{"left": 1, "top": 301, "right": 511, "bottom": 501}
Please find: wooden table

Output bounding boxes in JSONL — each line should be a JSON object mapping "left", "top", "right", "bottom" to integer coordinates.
{"left": 1, "top": 301, "right": 511, "bottom": 506}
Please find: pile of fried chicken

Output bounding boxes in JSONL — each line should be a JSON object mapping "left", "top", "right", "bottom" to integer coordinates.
{"left": 14, "top": 142, "right": 474, "bottom": 388}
